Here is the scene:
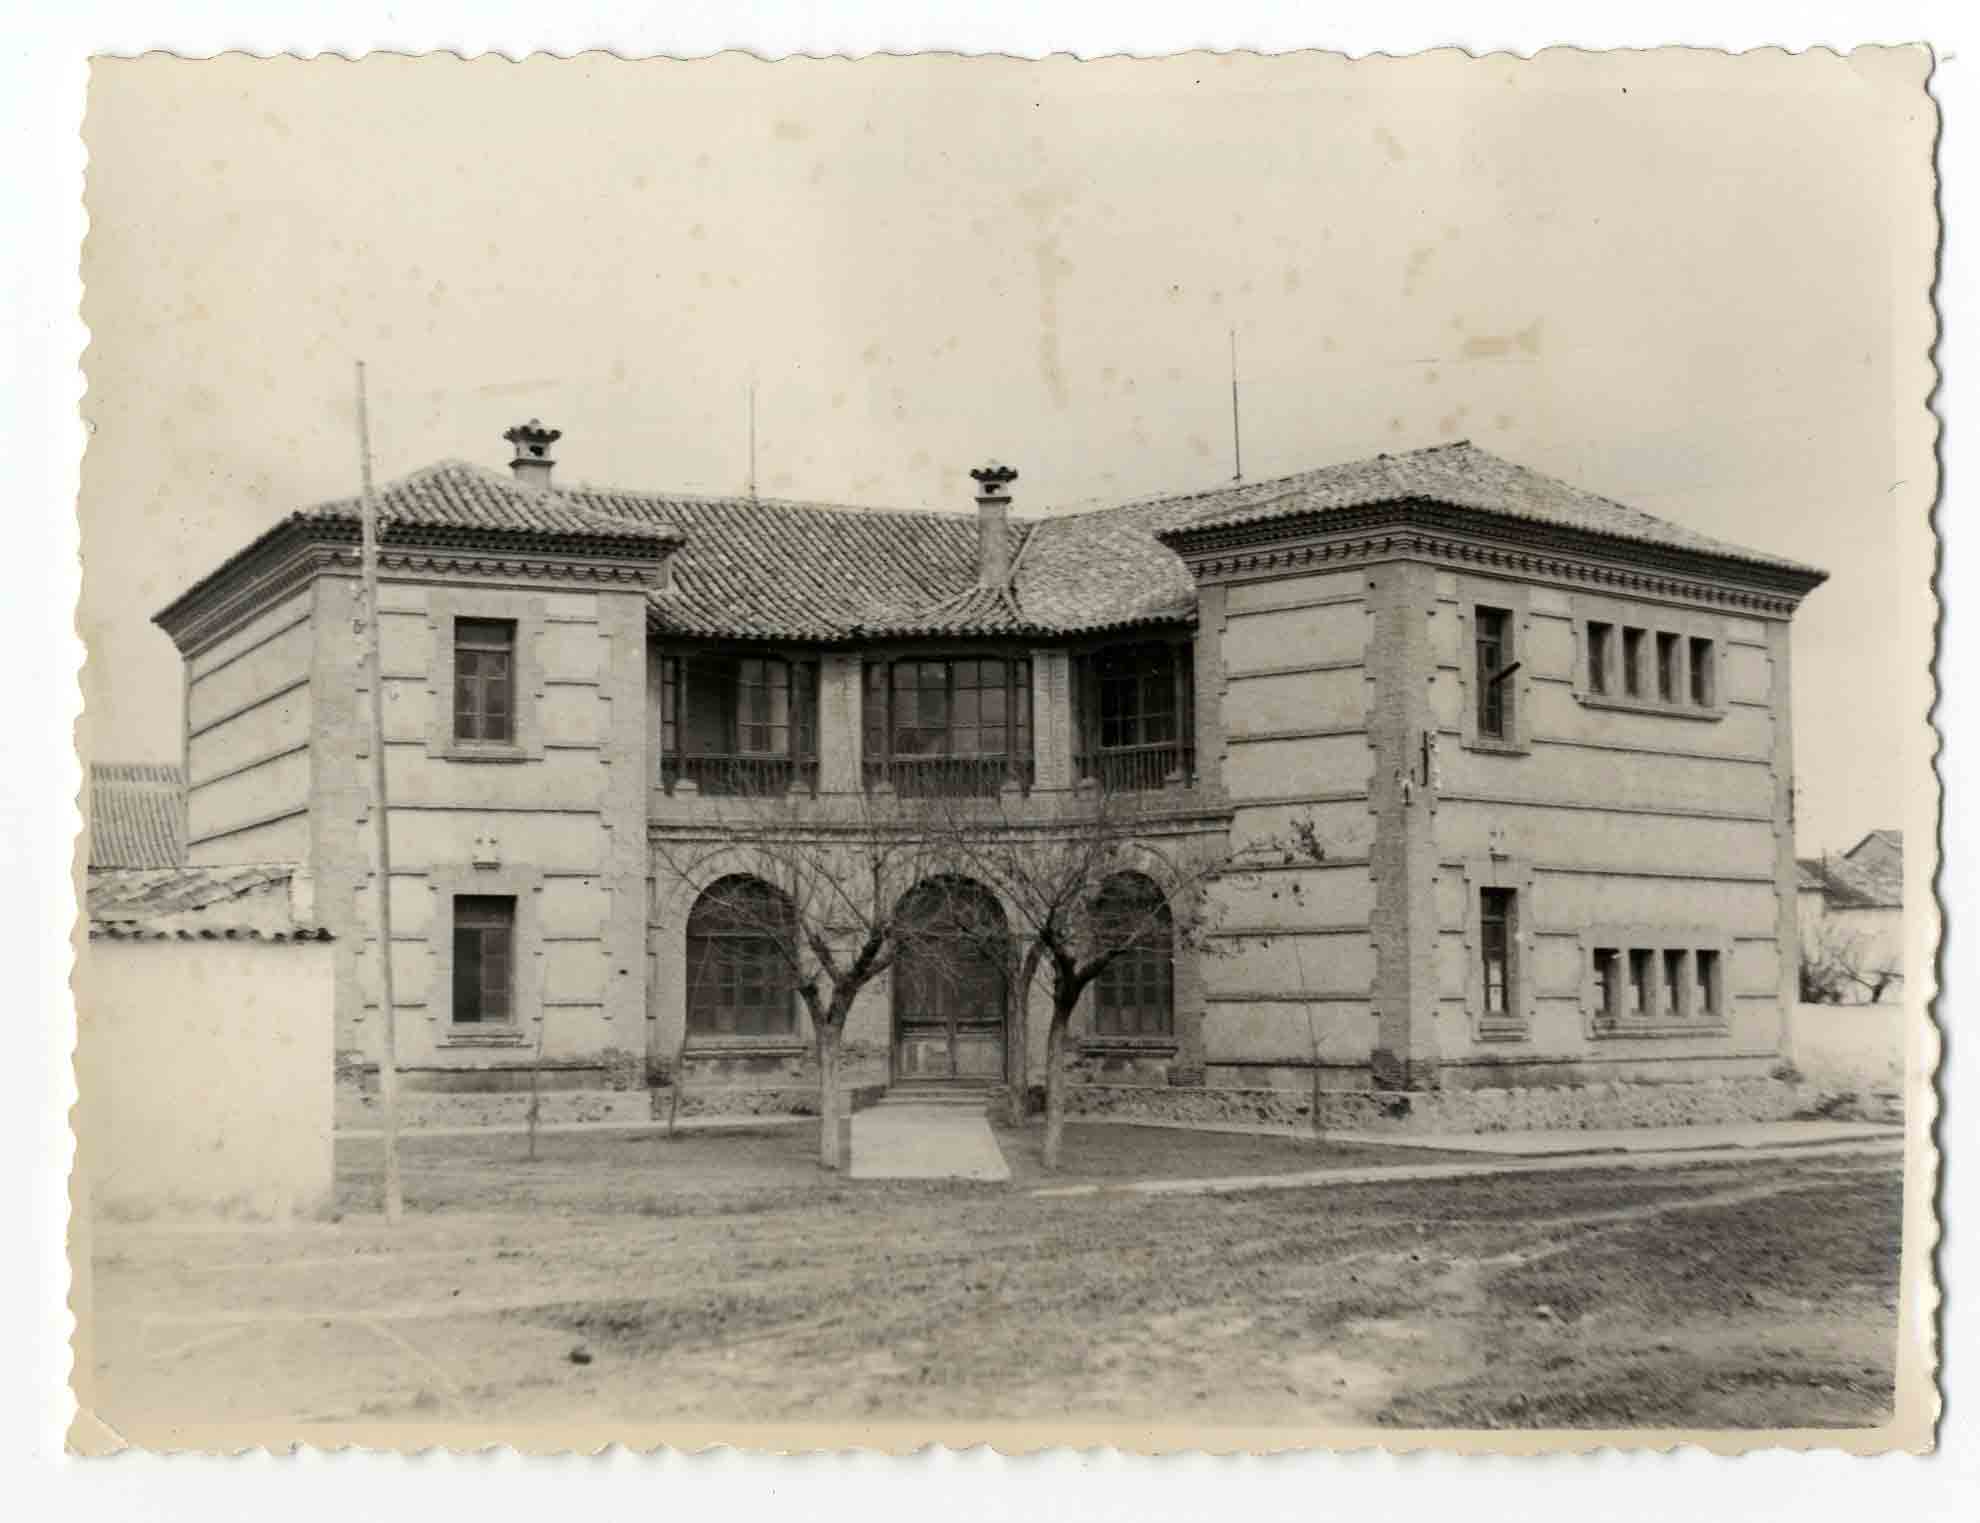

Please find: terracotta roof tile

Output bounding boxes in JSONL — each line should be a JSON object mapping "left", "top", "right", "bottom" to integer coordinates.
{"left": 1152, "top": 440, "right": 1826, "bottom": 578}
{"left": 87, "top": 763, "right": 187, "bottom": 869}
{"left": 85, "top": 862, "right": 325, "bottom": 938}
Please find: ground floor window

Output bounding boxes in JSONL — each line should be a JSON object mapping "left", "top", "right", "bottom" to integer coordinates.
{"left": 1479, "top": 887, "right": 1516, "bottom": 1018}
{"left": 452, "top": 895, "right": 516, "bottom": 1025}
{"left": 686, "top": 875, "right": 798, "bottom": 1037}
{"left": 1091, "top": 872, "right": 1175, "bottom": 1037}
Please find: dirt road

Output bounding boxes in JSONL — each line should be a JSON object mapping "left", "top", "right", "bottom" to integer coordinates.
{"left": 81, "top": 1124, "right": 1902, "bottom": 1443}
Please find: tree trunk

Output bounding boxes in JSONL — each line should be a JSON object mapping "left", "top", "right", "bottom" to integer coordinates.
{"left": 1041, "top": 1015, "right": 1070, "bottom": 1172}
{"left": 817, "top": 1021, "right": 844, "bottom": 1171}
{"left": 1007, "top": 945, "right": 1042, "bottom": 1127}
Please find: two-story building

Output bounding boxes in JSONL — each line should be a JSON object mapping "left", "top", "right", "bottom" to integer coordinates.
{"left": 152, "top": 423, "right": 1829, "bottom": 1131}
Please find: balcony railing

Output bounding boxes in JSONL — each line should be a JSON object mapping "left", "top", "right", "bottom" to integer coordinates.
{"left": 662, "top": 753, "right": 819, "bottom": 798}
{"left": 862, "top": 755, "right": 1035, "bottom": 799}
{"left": 1074, "top": 741, "right": 1195, "bottom": 794}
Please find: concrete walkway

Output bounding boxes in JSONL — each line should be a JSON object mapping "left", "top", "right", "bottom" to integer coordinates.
{"left": 1324, "top": 1119, "right": 1903, "bottom": 1157}
{"left": 849, "top": 1101, "right": 1012, "bottom": 1182}
{"left": 1031, "top": 1133, "right": 1903, "bottom": 1200}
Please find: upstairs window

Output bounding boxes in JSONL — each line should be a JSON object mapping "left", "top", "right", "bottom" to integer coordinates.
{"left": 1627, "top": 948, "right": 1652, "bottom": 1017}
{"left": 1621, "top": 626, "right": 1645, "bottom": 698}
{"left": 1656, "top": 631, "right": 1680, "bottom": 702}
{"left": 1662, "top": 948, "right": 1687, "bottom": 1019}
{"left": 1586, "top": 621, "right": 1613, "bottom": 696}
{"left": 452, "top": 895, "right": 515, "bottom": 1025}
{"left": 1073, "top": 640, "right": 1195, "bottom": 792}
{"left": 660, "top": 652, "right": 819, "bottom": 796}
{"left": 1474, "top": 607, "right": 1514, "bottom": 740}
{"left": 1688, "top": 637, "right": 1716, "bottom": 707}
{"left": 454, "top": 619, "right": 517, "bottom": 744}
{"left": 862, "top": 656, "right": 1034, "bottom": 797}
{"left": 1592, "top": 947, "right": 1622, "bottom": 1020}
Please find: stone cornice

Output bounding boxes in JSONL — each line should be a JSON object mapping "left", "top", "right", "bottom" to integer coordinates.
{"left": 156, "top": 521, "right": 666, "bottom": 657}
{"left": 1163, "top": 502, "right": 1827, "bottom": 617}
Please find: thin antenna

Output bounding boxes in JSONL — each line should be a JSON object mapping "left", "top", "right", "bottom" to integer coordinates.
{"left": 1229, "top": 326, "right": 1244, "bottom": 484}
{"left": 354, "top": 361, "right": 403, "bottom": 1225}
{"left": 747, "top": 380, "right": 758, "bottom": 501}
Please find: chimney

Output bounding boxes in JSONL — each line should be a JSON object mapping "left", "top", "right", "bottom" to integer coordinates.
{"left": 503, "top": 418, "right": 562, "bottom": 489}
{"left": 970, "top": 461, "right": 1018, "bottom": 588}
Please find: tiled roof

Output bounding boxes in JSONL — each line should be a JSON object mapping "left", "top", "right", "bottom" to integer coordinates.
{"left": 1796, "top": 855, "right": 1901, "bottom": 912}
{"left": 85, "top": 863, "right": 326, "bottom": 939}
{"left": 297, "top": 461, "right": 685, "bottom": 547}
{"left": 87, "top": 763, "right": 186, "bottom": 869}
{"left": 1152, "top": 441, "right": 1827, "bottom": 579}
{"left": 593, "top": 489, "right": 1037, "bottom": 641}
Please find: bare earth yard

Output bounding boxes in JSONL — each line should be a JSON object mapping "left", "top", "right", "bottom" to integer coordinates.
{"left": 81, "top": 1121, "right": 1903, "bottom": 1444}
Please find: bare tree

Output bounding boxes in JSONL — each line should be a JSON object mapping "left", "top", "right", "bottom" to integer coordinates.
{"left": 1801, "top": 919, "right": 1903, "bottom": 1005}
{"left": 921, "top": 784, "right": 1252, "bottom": 1172}
{"left": 649, "top": 780, "right": 956, "bottom": 1170}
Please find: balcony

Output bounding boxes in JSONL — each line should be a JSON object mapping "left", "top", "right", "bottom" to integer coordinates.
{"left": 862, "top": 755, "right": 1034, "bottom": 799}
{"left": 662, "top": 752, "right": 819, "bottom": 798}
{"left": 1074, "top": 741, "right": 1196, "bottom": 794}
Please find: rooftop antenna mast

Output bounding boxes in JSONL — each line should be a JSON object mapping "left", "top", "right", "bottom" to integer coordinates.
{"left": 1229, "top": 326, "right": 1244, "bottom": 484}
{"left": 354, "top": 361, "right": 403, "bottom": 1225}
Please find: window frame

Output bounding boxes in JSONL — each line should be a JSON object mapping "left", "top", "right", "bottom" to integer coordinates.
{"left": 426, "top": 589, "right": 548, "bottom": 763}
{"left": 1458, "top": 854, "right": 1535, "bottom": 1040}
{"left": 427, "top": 866, "right": 545, "bottom": 1045}
{"left": 1070, "top": 636, "right": 1197, "bottom": 792}
{"left": 683, "top": 875, "right": 801, "bottom": 1041}
{"left": 860, "top": 650, "right": 1036, "bottom": 796}
{"left": 1086, "top": 872, "right": 1177, "bottom": 1041}
{"left": 1580, "top": 924, "right": 1734, "bottom": 1038}
{"left": 1571, "top": 596, "right": 1728, "bottom": 723}
{"left": 658, "top": 646, "right": 822, "bottom": 796}
{"left": 1454, "top": 582, "right": 1532, "bottom": 756}
{"left": 451, "top": 893, "right": 517, "bottom": 1026}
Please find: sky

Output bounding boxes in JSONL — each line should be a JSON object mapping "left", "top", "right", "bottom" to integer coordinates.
{"left": 77, "top": 48, "right": 1938, "bottom": 855}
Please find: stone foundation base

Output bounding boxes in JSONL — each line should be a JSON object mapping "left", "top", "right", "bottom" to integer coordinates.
{"left": 1067, "top": 1075, "right": 1810, "bottom": 1134}
{"left": 335, "top": 1086, "right": 654, "bottom": 1132}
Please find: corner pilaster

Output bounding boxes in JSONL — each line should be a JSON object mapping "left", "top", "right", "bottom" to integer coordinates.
{"left": 1366, "top": 558, "right": 1441, "bottom": 1089}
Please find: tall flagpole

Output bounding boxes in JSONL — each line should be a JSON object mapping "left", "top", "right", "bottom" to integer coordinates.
{"left": 1229, "top": 326, "right": 1244, "bottom": 484}
{"left": 355, "top": 361, "right": 403, "bottom": 1224}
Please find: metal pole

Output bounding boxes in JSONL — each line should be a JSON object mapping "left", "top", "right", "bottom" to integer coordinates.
{"left": 1229, "top": 327, "right": 1244, "bottom": 484}
{"left": 356, "top": 361, "right": 404, "bottom": 1224}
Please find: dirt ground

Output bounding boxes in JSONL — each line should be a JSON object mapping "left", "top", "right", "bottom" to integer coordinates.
{"left": 81, "top": 1124, "right": 1903, "bottom": 1442}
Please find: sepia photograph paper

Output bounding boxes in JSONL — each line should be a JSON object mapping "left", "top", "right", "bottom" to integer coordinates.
{"left": 67, "top": 44, "right": 1941, "bottom": 1458}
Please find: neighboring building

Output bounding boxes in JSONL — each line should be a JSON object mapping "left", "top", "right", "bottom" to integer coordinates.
{"left": 86, "top": 761, "right": 186, "bottom": 869}
{"left": 1797, "top": 832, "right": 1904, "bottom": 1004}
{"left": 148, "top": 425, "right": 1829, "bottom": 1126}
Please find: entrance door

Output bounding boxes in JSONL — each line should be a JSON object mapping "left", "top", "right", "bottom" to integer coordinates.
{"left": 894, "top": 877, "right": 1008, "bottom": 1084}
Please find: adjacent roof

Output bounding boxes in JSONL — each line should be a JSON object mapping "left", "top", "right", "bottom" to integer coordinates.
{"left": 87, "top": 762, "right": 186, "bottom": 870}
{"left": 1796, "top": 853, "right": 1902, "bottom": 912}
{"left": 85, "top": 863, "right": 328, "bottom": 940}
{"left": 1152, "top": 440, "right": 1827, "bottom": 580}
{"left": 589, "top": 489, "right": 1039, "bottom": 641}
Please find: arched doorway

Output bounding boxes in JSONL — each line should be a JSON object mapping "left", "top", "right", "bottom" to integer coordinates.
{"left": 893, "top": 876, "right": 1009, "bottom": 1084}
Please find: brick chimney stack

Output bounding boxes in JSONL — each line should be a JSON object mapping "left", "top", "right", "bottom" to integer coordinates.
{"left": 504, "top": 419, "right": 562, "bottom": 489}
{"left": 970, "top": 462, "right": 1018, "bottom": 588}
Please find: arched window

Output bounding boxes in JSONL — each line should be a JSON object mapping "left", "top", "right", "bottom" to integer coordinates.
{"left": 686, "top": 875, "right": 797, "bottom": 1037}
{"left": 1091, "top": 872, "right": 1174, "bottom": 1037}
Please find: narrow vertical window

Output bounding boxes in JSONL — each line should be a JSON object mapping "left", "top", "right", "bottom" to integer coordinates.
{"left": 1689, "top": 637, "right": 1715, "bottom": 707}
{"left": 1480, "top": 887, "right": 1515, "bottom": 1018}
{"left": 1656, "top": 632, "right": 1680, "bottom": 702}
{"left": 1627, "top": 948, "right": 1652, "bottom": 1018}
{"left": 1593, "top": 947, "right": 1622, "bottom": 1020}
{"left": 454, "top": 619, "right": 517, "bottom": 743}
{"left": 1587, "top": 621, "right": 1613, "bottom": 696}
{"left": 1696, "top": 949, "right": 1722, "bottom": 1018}
{"left": 452, "top": 895, "right": 515, "bottom": 1025}
{"left": 1622, "top": 627, "right": 1644, "bottom": 698}
{"left": 1475, "top": 607, "right": 1513, "bottom": 740}
{"left": 1662, "top": 949, "right": 1687, "bottom": 1019}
